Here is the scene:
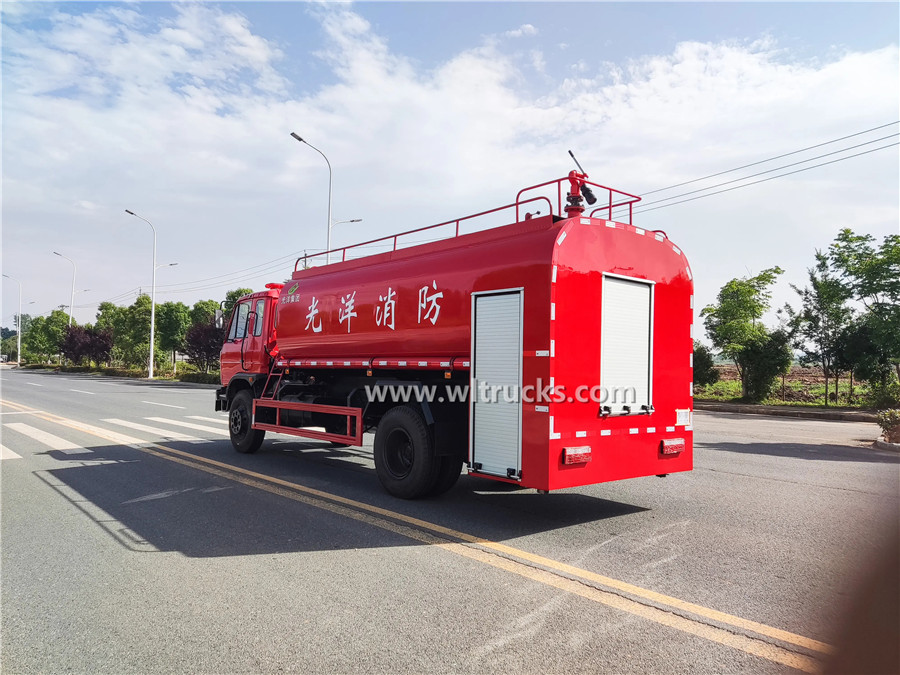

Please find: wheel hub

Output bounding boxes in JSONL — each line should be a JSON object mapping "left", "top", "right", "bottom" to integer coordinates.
{"left": 384, "top": 428, "right": 414, "bottom": 479}
{"left": 230, "top": 408, "right": 245, "bottom": 436}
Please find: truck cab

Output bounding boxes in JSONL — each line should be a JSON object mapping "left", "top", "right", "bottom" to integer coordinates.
{"left": 219, "top": 285, "right": 282, "bottom": 390}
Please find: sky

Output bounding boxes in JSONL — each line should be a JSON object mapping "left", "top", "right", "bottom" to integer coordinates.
{"left": 2, "top": 1, "right": 898, "bottom": 343}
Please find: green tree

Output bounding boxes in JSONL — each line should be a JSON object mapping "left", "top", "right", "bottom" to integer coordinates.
{"left": 15, "top": 313, "right": 34, "bottom": 335}
{"left": 45, "top": 309, "right": 73, "bottom": 356}
{"left": 96, "top": 302, "right": 130, "bottom": 365}
{"left": 23, "top": 314, "right": 68, "bottom": 363}
{"left": 190, "top": 299, "right": 219, "bottom": 326}
{"left": 1, "top": 335, "right": 17, "bottom": 361}
{"left": 223, "top": 288, "right": 253, "bottom": 317}
{"left": 183, "top": 319, "right": 223, "bottom": 373}
{"left": 828, "top": 230, "right": 900, "bottom": 382}
{"left": 783, "top": 252, "right": 852, "bottom": 405}
{"left": 701, "top": 267, "right": 784, "bottom": 397}
{"left": 740, "top": 329, "right": 794, "bottom": 402}
{"left": 156, "top": 301, "right": 191, "bottom": 369}
{"left": 693, "top": 341, "right": 719, "bottom": 387}
{"left": 95, "top": 296, "right": 156, "bottom": 369}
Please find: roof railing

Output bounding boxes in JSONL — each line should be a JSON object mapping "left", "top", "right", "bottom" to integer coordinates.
{"left": 295, "top": 176, "right": 641, "bottom": 272}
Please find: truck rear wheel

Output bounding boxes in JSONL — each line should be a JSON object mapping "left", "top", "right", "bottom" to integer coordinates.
{"left": 230, "top": 389, "right": 265, "bottom": 454}
{"left": 428, "top": 456, "right": 463, "bottom": 497}
{"left": 374, "top": 406, "right": 437, "bottom": 499}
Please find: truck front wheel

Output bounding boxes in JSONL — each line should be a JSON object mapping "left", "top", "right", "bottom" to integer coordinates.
{"left": 230, "top": 389, "right": 265, "bottom": 454}
{"left": 374, "top": 406, "right": 437, "bottom": 499}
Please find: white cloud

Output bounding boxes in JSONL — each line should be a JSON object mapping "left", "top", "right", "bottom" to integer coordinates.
{"left": 504, "top": 24, "right": 538, "bottom": 39}
{"left": 1, "top": 4, "right": 897, "bottom": 329}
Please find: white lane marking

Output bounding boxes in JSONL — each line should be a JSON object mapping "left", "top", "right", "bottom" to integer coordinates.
{"left": 95, "top": 382, "right": 121, "bottom": 387}
{"left": 26, "top": 382, "right": 43, "bottom": 387}
{"left": 55, "top": 419, "right": 145, "bottom": 447}
{"left": 103, "top": 418, "right": 208, "bottom": 443}
{"left": 1, "top": 444, "right": 22, "bottom": 460}
{"left": 144, "top": 417, "right": 229, "bottom": 436}
{"left": 70, "top": 389, "right": 96, "bottom": 395}
{"left": 140, "top": 401, "right": 186, "bottom": 409}
{"left": 123, "top": 488, "right": 197, "bottom": 504}
{"left": 4, "top": 423, "right": 91, "bottom": 454}
{"left": 187, "top": 416, "right": 228, "bottom": 424}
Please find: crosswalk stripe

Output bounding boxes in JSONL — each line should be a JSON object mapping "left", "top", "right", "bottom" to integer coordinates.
{"left": 187, "top": 416, "right": 228, "bottom": 425}
{"left": 102, "top": 419, "right": 209, "bottom": 444}
{"left": 4, "top": 423, "right": 91, "bottom": 454}
{"left": 144, "top": 417, "right": 229, "bottom": 436}
{"left": 52, "top": 419, "right": 146, "bottom": 447}
{"left": 1, "top": 444, "right": 23, "bottom": 460}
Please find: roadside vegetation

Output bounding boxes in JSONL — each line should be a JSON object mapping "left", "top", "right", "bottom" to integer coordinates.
{"left": 697, "top": 228, "right": 898, "bottom": 412}
{"left": 1, "top": 287, "right": 251, "bottom": 384}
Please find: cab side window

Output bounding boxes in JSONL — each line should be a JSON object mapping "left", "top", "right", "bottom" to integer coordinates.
{"left": 253, "top": 299, "right": 265, "bottom": 336}
{"left": 228, "top": 302, "right": 250, "bottom": 341}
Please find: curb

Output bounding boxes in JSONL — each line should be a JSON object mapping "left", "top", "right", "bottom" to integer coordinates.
{"left": 874, "top": 438, "right": 900, "bottom": 453}
{"left": 694, "top": 401, "right": 878, "bottom": 423}
{"left": 9, "top": 368, "right": 219, "bottom": 390}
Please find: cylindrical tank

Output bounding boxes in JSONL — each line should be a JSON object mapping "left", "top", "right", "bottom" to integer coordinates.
{"left": 274, "top": 214, "right": 561, "bottom": 362}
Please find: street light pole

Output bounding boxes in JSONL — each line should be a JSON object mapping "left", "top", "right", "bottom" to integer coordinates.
{"left": 52, "top": 252, "right": 76, "bottom": 327}
{"left": 290, "top": 132, "right": 333, "bottom": 263}
{"left": 2, "top": 274, "right": 22, "bottom": 366}
{"left": 330, "top": 218, "right": 362, "bottom": 261}
{"left": 125, "top": 209, "right": 158, "bottom": 379}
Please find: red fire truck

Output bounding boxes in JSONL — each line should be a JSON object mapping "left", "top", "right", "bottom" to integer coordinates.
{"left": 216, "top": 172, "right": 694, "bottom": 498}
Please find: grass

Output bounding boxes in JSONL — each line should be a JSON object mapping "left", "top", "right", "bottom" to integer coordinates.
{"left": 17, "top": 362, "right": 220, "bottom": 384}
{"left": 695, "top": 365, "right": 877, "bottom": 408}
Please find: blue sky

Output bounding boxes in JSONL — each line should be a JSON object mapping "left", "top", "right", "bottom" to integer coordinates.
{"left": 2, "top": 1, "right": 898, "bottom": 335}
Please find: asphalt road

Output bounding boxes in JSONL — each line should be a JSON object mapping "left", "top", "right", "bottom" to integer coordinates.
{"left": 2, "top": 367, "right": 898, "bottom": 674}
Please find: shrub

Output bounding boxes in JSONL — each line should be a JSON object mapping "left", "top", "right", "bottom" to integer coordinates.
{"left": 864, "top": 380, "right": 900, "bottom": 410}
{"left": 101, "top": 367, "right": 146, "bottom": 378}
{"left": 693, "top": 341, "right": 719, "bottom": 387}
{"left": 740, "top": 329, "right": 793, "bottom": 402}
{"left": 177, "top": 372, "right": 221, "bottom": 385}
{"left": 876, "top": 409, "right": 900, "bottom": 443}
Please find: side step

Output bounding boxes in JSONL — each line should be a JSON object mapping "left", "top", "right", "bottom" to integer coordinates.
{"left": 252, "top": 399, "right": 363, "bottom": 446}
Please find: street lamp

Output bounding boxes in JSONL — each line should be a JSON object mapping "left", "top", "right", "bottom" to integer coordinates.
{"left": 330, "top": 218, "right": 362, "bottom": 259}
{"left": 2, "top": 274, "right": 22, "bottom": 367}
{"left": 290, "top": 132, "right": 334, "bottom": 263}
{"left": 124, "top": 209, "right": 159, "bottom": 379}
{"left": 52, "top": 252, "right": 76, "bottom": 327}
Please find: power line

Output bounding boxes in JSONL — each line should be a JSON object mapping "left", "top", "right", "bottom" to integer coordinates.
{"left": 640, "top": 120, "right": 899, "bottom": 196}
{"left": 633, "top": 142, "right": 899, "bottom": 214}
{"left": 633, "top": 132, "right": 898, "bottom": 210}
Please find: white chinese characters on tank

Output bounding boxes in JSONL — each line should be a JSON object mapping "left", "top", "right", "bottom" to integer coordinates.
{"left": 418, "top": 281, "right": 443, "bottom": 325}
{"left": 375, "top": 287, "right": 396, "bottom": 330}
{"left": 305, "top": 297, "right": 322, "bottom": 333}
{"left": 339, "top": 291, "right": 357, "bottom": 333}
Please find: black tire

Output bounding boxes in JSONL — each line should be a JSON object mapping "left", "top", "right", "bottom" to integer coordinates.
{"left": 229, "top": 389, "right": 265, "bottom": 454}
{"left": 374, "top": 406, "right": 437, "bottom": 499}
{"left": 428, "top": 456, "right": 463, "bottom": 497}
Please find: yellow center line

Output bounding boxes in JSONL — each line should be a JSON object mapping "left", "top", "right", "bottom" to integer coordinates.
{"left": 3, "top": 397, "right": 831, "bottom": 671}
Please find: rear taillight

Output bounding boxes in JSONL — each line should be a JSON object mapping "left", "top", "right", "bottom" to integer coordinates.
{"left": 660, "top": 438, "right": 685, "bottom": 455}
{"left": 563, "top": 446, "right": 592, "bottom": 464}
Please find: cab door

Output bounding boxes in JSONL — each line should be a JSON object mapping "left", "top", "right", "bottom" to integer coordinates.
{"left": 220, "top": 300, "right": 251, "bottom": 383}
{"left": 220, "top": 297, "right": 273, "bottom": 382}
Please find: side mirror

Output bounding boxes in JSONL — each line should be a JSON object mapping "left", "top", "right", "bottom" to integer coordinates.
{"left": 214, "top": 309, "right": 224, "bottom": 330}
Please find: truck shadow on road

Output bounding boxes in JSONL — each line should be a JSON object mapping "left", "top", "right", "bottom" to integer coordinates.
{"left": 36, "top": 441, "right": 647, "bottom": 558}
{"left": 701, "top": 441, "right": 900, "bottom": 464}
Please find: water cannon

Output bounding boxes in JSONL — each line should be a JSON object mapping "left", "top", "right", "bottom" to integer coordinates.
{"left": 565, "top": 150, "right": 597, "bottom": 216}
